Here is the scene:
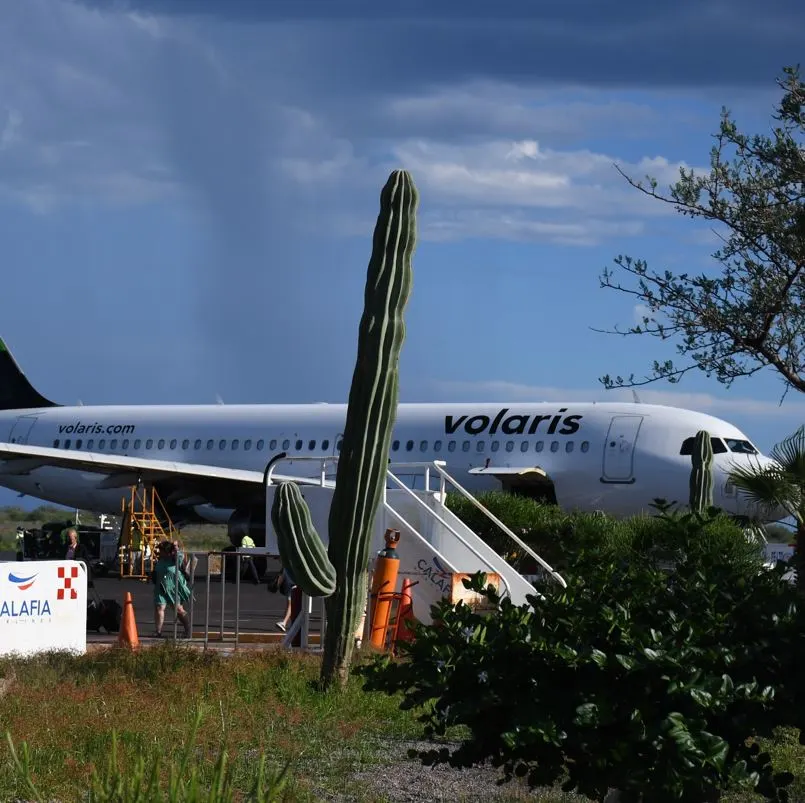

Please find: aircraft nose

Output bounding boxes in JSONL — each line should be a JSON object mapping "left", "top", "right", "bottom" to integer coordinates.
{"left": 727, "top": 454, "right": 789, "bottom": 522}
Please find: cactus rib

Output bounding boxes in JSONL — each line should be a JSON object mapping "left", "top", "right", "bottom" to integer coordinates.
{"left": 271, "top": 482, "right": 336, "bottom": 598}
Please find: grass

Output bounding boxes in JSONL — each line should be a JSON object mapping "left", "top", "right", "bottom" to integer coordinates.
{"left": 0, "top": 646, "right": 804, "bottom": 801}
{"left": 0, "top": 645, "right": 425, "bottom": 802}
{"left": 0, "top": 521, "right": 231, "bottom": 554}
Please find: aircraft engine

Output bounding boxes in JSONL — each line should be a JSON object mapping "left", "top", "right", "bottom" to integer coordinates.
{"left": 227, "top": 505, "right": 267, "bottom": 547}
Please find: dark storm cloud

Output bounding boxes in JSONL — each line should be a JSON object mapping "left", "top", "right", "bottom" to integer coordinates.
{"left": 79, "top": 0, "right": 803, "bottom": 90}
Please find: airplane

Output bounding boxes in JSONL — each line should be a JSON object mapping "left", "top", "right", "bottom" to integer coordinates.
{"left": 0, "top": 336, "right": 785, "bottom": 548}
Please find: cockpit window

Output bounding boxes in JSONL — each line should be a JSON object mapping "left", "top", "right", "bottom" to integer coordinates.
{"left": 680, "top": 436, "right": 728, "bottom": 455}
{"left": 724, "top": 438, "right": 758, "bottom": 455}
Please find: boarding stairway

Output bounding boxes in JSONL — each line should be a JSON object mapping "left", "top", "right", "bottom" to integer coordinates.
{"left": 118, "top": 485, "right": 181, "bottom": 579}
{"left": 264, "top": 458, "right": 566, "bottom": 626}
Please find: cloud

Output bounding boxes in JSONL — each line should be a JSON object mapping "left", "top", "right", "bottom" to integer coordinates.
{"left": 74, "top": 0, "right": 804, "bottom": 91}
{"left": 633, "top": 304, "right": 652, "bottom": 325}
{"left": 282, "top": 135, "right": 703, "bottom": 244}
{"left": 0, "top": 1, "right": 179, "bottom": 213}
{"left": 430, "top": 379, "right": 805, "bottom": 420}
{"left": 4, "top": 0, "right": 797, "bottom": 401}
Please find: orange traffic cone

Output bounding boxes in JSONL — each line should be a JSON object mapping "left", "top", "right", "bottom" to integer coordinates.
{"left": 394, "top": 578, "right": 418, "bottom": 647}
{"left": 118, "top": 591, "right": 140, "bottom": 649}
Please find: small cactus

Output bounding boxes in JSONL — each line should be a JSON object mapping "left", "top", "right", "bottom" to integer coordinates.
{"left": 689, "top": 430, "right": 714, "bottom": 514}
{"left": 271, "top": 482, "right": 336, "bottom": 598}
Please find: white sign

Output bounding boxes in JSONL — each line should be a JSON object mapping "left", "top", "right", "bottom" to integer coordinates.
{"left": 0, "top": 560, "right": 88, "bottom": 657}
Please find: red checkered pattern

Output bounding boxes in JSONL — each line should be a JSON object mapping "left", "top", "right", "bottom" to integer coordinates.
{"left": 57, "top": 565, "right": 79, "bottom": 600}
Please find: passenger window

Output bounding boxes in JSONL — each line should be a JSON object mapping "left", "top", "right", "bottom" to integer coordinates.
{"left": 76, "top": 439, "right": 83, "bottom": 449}
{"left": 244, "top": 439, "right": 252, "bottom": 450}
{"left": 206, "top": 439, "right": 214, "bottom": 450}
{"left": 566, "top": 441, "right": 574, "bottom": 453}
{"left": 170, "top": 439, "right": 177, "bottom": 450}
{"left": 550, "top": 441, "right": 559, "bottom": 452}
{"left": 98, "top": 439, "right": 105, "bottom": 449}
{"left": 110, "top": 439, "right": 117, "bottom": 450}
{"left": 269, "top": 439, "right": 277, "bottom": 450}
{"left": 448, "top": 441, "right": 456, "bottom": 452}
{"left": 462, "top": 441, "right": 470, "bottom": 452}
{"left": 420, "top": 440, "right": 428, "bottom": 452}
{"left": 134, "top": 439, "right": 141, "bottom": 450}
{"left": 520, "top": 441, "right": 529, "bottom": 453}
{"left": 433, "top": 440, "right": 442, "bottom": 452}
{"left": 257, "top": 439, "right": 265, "bottom": 450}
{"left": 308, "top": 440, "right": 316, "bottom": 450}
{"left": 65, "top": 439, "right": 71, "bottom": 449}
{"left": 87, "top": 439, "right": 94, "bottom": 450}
{"left": 295, "top": 439, "right": 303, "bottom": 450}
{"left": 476, "top": 440, "right": 484, "bottom": 452}
{"left": 282, "top": 439, "right": 290, "bottom": 450}
{"left": 322, "top": 439, "right": 329, "bottom": 450}
{"left": 336, "top": 439, "right": 343, "bottom": 452}
{"left": 181, "top": 439, "right": 189, "bottom": 450}
{"left": 232, "top": 439, "right": 239, "bottom": 450}
{"left": 123, "top": 439, "right": 130, "bottom": 449}
{"left": 505, "top": 441, "right": 514, "bottom": 452}
{"left": 491, "top": 441, "right": 500, "bottom": 452}
{"left": 158, "top": 439, "right": 166, "bottom": 450}
{"left": 581, "top": 441, "right": 590, "bottom": 453}
{"left": 535, "top": 441, "right": 544, "bottom": 452}
{"left": 406, "top": 440, "right": 414, "bottom": 452}
{"left": 392, "top": 440, "right": 400, "bottom": 451}
{"left": 53, "top": 439, "right": 59, "bottom": 447}
{"left": 193, "top": 439, "right": 201, "bottom": 450}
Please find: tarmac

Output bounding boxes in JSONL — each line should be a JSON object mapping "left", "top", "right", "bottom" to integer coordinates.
{"left": 1, "top": 550, "right": 327, "bottom": 650}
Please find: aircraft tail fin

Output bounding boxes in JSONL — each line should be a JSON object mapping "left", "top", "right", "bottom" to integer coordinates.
{"left": 0, "top": 337, "right": 60, "bottom": 410}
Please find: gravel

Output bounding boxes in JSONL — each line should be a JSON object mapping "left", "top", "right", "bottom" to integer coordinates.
{"left": 313, "top": 739, "right": 576, "bottom": 802}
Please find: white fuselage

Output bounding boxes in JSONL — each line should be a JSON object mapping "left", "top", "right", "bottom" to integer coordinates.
{"left": 0, "top": 401, "right": 783, "bottom": 522}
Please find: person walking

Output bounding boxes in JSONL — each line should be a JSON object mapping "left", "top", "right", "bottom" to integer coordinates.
{"left": 153, "top": 540, "right": 192, "bottom": 638}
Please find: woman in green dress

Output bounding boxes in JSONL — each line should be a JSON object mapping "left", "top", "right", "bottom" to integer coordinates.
{"left": 153, "top": 540, "right": 192, "bottom": 638}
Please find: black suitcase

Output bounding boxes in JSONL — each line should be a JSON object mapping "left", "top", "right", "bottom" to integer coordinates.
{"left": 86, "top": 582, "right": 123, "bottom": 634}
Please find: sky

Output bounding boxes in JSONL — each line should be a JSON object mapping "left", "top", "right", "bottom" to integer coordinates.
{"left": 0, "top": 0, "right": 803, "bottom": 509}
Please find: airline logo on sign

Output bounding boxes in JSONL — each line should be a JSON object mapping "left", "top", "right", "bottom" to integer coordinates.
{"left": 0, "top": 560, "right": 88, "bottom": 657}
{"left": 1, "top": 565, "right": 82, "bottom": 622}
{"left": 57, "top": 565, "right": 80, "bottom": 600}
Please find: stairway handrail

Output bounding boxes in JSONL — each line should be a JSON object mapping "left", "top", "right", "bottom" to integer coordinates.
{"left": 265, "top": 455, "right": 566, "bottom": 588}
{"left": 427, "top": 462, "right": 567, "bottom": 588}
{"left": 381, "top": 472, "right": 514, "bottom": 601}
{"left": 265, "top": 454, "right": 513, "bottom": 596}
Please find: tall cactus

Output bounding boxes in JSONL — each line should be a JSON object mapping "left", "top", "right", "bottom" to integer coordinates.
{"left": 689, "top": 429, "right": 714, "bottom": 514}
{"left": 319, "top": 169, "right": 418, "bottom": 689}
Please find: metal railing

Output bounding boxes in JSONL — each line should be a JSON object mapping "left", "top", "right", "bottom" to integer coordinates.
{"left": 264, "top": 454, "right": 566, "bottom": 590}
{"left": 264, "top": 454, "right": 514, "bottom": 599}
{"left": 203, "top": 551, "right": 243, "bottom": 648}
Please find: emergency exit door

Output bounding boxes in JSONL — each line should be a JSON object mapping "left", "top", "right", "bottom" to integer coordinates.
{"left": 601, "top": 415, "right": 643, "bottom": 482}
{"left": 8, "top": 414, "right": 39, "bottom": 444}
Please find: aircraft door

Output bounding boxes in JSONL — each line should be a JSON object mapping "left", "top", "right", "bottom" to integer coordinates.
{"left": 332, "top": 433, "right": 343, "bottom": 457}
{"left": 8, "top": 414, "right": 39, "bottom": 444}
{"left": 601, "top": 415, "right": 643, "bottom": 482}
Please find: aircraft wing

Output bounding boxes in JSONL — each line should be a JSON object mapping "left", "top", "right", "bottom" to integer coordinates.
{"left": 0, "top": 441, "right": 300, "bottom": 518}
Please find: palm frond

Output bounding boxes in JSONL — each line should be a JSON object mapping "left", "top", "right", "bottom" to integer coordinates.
{"left": 770, "top": 425, "right": 805, "bottom": 481}
{"left": 728, "top": 462, "right": 801, "bottom": 521}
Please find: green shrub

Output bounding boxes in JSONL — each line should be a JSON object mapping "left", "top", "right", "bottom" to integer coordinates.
{"left": 445, "top": 492, "right": 764, "bottom": 575}
{"left": 362, "top": 506, "right": 804, "bottom": 802}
